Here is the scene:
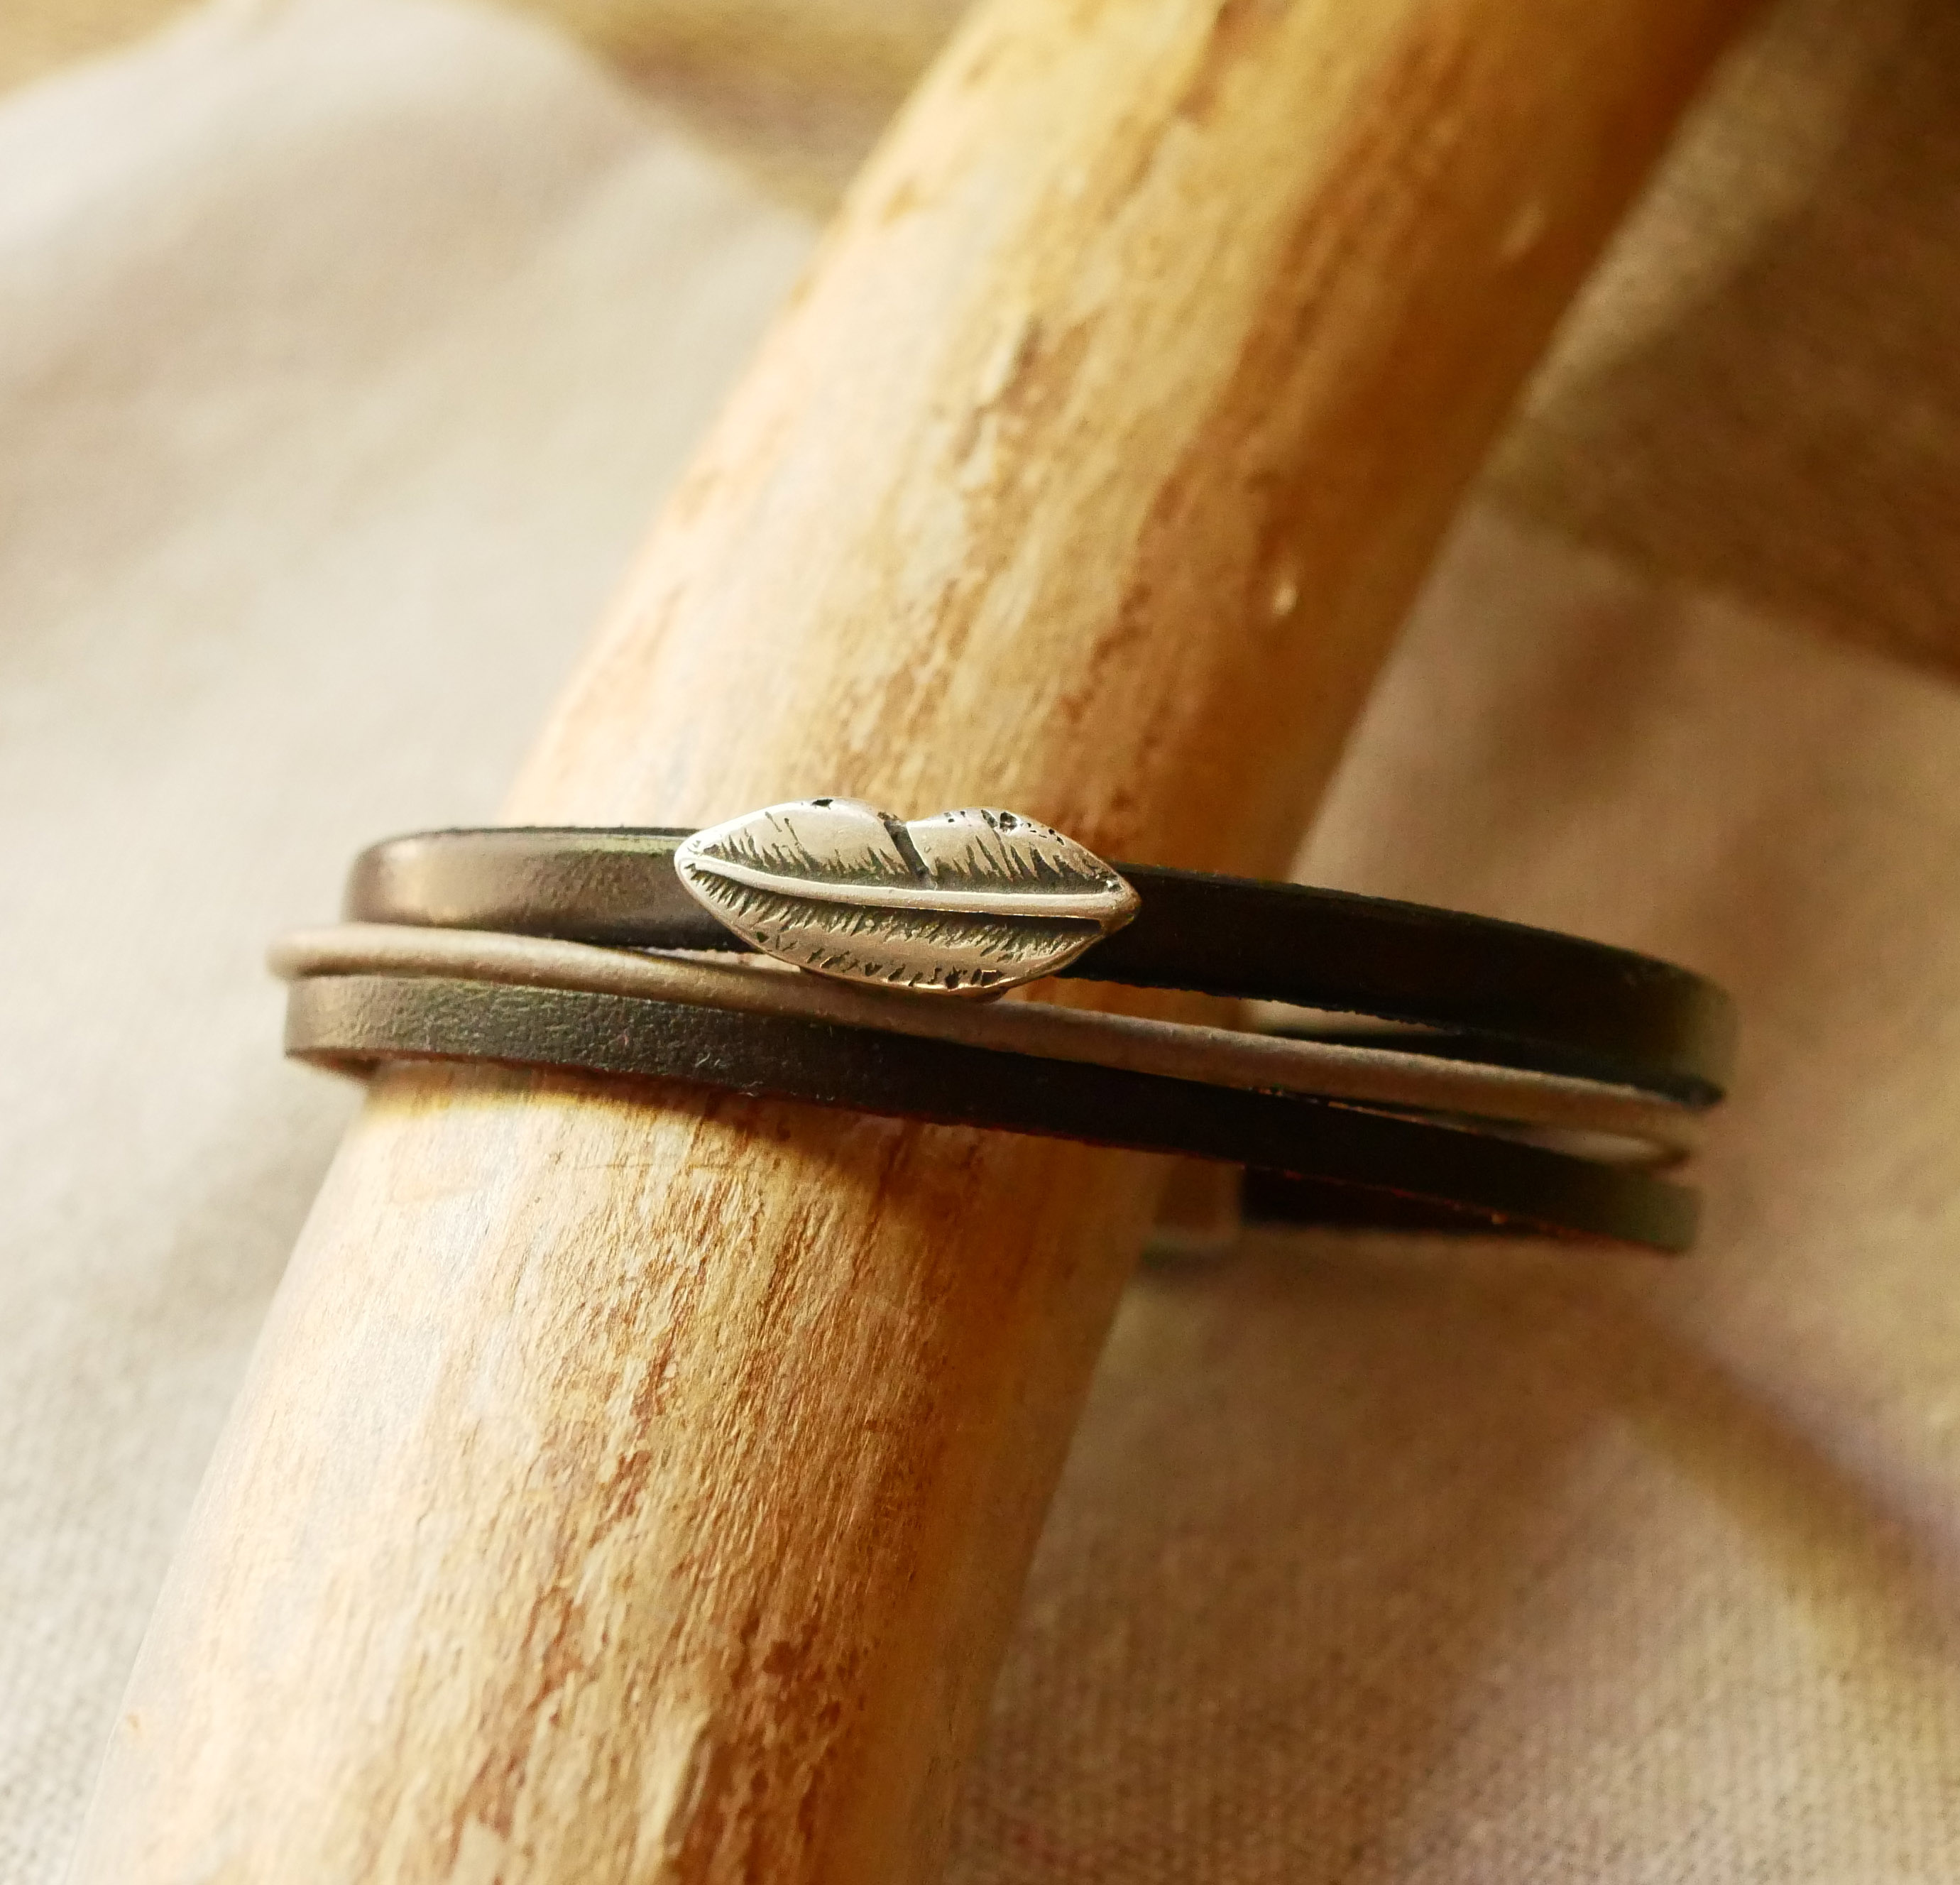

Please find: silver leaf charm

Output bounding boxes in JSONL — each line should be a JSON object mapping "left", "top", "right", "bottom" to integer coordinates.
{"left": 673, "top": 799, "right": 1140, "bottom": 996}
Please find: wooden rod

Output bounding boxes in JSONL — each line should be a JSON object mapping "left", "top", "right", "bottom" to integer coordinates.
{"left": 73, "top": 0, "right": 1759, "bottom": 1877}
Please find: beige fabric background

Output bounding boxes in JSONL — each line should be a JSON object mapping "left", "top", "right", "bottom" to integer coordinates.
{"left": 3, "top": 0, "right": 1959, "bottom": 1878}
{"left": 12, "top": 0, "right": 1955, "bottom": 670}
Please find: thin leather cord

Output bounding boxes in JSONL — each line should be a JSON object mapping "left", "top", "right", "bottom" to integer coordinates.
{"left": 272, "top": 925, "right": 1704, "bottom": 1166}
{"left": 346, "top": 828, "right": 1737, "bottom": 1103}
{"left": 282, "top": 972, "right": 1700, "bottom": 1252}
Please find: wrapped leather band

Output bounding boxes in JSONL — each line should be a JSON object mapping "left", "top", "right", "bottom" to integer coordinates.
{"left": 283, "top": 973, "right": 1701, "bottom": 1252}
{"left": 272, "top": 924, "right": 1702, "bottom": 1165}
{"left": 348, "top": 827, "right": 1736, "bottom": 1104}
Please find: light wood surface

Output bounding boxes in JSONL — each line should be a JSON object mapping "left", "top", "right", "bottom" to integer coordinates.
{"left": 71, "top": 0, "right": 1758, "bottom": 1878}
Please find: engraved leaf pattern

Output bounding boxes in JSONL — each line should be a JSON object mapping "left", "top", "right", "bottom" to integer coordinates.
{"left": 673, "top": 799, "right": 1139, "bottom": 995}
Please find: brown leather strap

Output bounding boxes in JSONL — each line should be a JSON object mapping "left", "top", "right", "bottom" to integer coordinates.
{"left": 285, "top": 973, "right": 1702, "bottom": 1252}
{"left": 271, "top": 924, "right": 1704, "bottom": 1165}
{"left": 346, "top": 826, "right": 1736, "bottom": 1103}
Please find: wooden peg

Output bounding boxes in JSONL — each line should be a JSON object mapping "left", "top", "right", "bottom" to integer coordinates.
{"left": 72, "top": 0, "right": 1761, "bottom": 1877}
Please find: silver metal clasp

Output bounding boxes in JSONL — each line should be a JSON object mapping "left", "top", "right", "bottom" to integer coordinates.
{"left": 674, "top": 797, "right": 1139, "bottom": 996}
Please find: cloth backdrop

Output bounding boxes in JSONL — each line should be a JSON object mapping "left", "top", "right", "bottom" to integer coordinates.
{"left": 3, "top": 0, "right": 1958, "bottom": 1879}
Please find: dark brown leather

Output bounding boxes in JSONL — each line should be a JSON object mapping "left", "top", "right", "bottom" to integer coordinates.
{"left": 286, "top": 973, "right": 1701, "bottom": 1252}
{"left": 346, "top": 827, "right": 1736, "bottom": 1104}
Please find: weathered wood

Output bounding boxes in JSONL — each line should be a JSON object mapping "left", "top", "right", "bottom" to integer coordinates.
{"left": 72, "top": 0, "right": 1761, "bottom": 1878}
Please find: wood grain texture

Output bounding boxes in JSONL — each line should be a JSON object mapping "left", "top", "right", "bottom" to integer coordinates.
{"left": 71, "top": 1, "right": 1760, "bottom": 1879}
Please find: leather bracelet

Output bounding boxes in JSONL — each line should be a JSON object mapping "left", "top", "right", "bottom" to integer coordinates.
{"left": 346, "top": 804, "right": 1734, "bottom": 1103}
{"left": 271, "top": 925, "right": 1704, "bottom": 1166}
{"left": 283, "top": 971, "right": 1701, "bottom": 1252}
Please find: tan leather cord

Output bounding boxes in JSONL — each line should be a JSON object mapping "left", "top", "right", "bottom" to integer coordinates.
{"left": 272, "top": 924, "right": 1704, "bottom": 1164}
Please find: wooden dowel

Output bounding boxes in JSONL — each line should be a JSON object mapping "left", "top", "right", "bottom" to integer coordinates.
{"left": 72, "top": 0, "right": 1760, "bottom": 1877}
